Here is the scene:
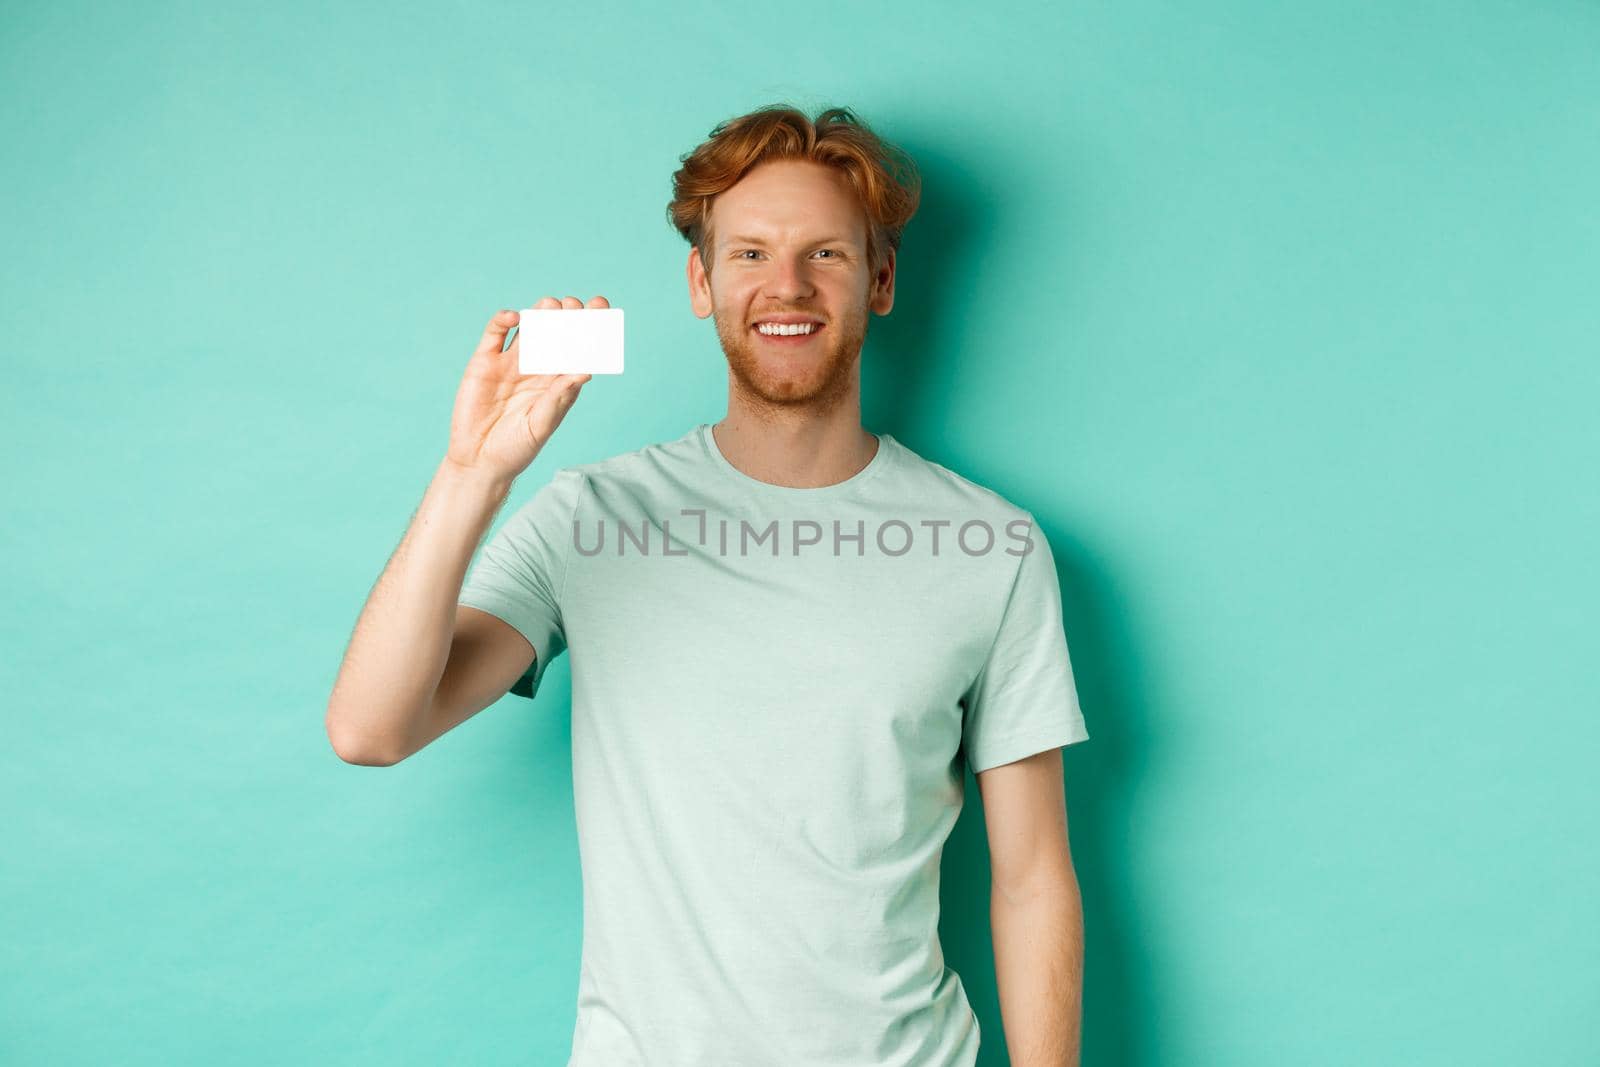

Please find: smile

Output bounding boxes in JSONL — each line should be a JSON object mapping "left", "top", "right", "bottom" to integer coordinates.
{"left": 752, "top": 322, "right": 823, "bottom": 342}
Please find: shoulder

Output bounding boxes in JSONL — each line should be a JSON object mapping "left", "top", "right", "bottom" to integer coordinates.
{"left": 879, "top": 436, "right": 1053, "bottom": 566}
{"left": 883, "top": 434, "right": 1036, "bottom": 526}
{"left": 540, "top": 425, "right": 704, "bottom": 501}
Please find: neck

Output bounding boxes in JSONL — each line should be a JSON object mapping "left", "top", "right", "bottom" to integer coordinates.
{"left": 712, "top": 401, "right": 879, "bottom": 489}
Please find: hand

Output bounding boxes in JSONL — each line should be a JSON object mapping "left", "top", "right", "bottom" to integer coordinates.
{"left": 445, "top": 295, "right": 607, "bottom": 481}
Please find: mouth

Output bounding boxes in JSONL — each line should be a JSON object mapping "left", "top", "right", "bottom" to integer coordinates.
{"left": 750, "top": 321, "right": 825, "bottom": 345}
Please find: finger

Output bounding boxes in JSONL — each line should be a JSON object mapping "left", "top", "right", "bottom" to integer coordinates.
{"left": 516, "top": 373, "right": 567, "bottom": 389}
{"left": 558, "top": 376, "right": 589, "bottom": 404}
{"left": 534, "top": 296, "right": 560, "bottom": 309}
{"left": 475, "top": 309, "right": 519, "bottom": 357}
{"left": 586, "top": 295, "right": 610, "bottom": 309}
{"left": 561, "top": 295, "right": 583, "bottom": 309}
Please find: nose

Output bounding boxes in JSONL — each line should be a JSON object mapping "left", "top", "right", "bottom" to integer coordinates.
{"left": 762, "top": 254, "right": 816, "bottom": 303}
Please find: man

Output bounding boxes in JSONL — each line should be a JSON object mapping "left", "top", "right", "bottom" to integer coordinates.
{"left": 326, "top": 104, "right": 1090, "bottom": 1067}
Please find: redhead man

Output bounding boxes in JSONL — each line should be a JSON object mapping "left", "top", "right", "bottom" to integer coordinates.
{"left": 327, "top": 104, "right": 1089, "bottom": 1067}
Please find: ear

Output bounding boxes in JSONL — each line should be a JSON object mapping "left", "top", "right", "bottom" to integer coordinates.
{"left": 869, "top": 247, "right": 896, "bottom": 316}
{"left": 688, "top": 247, "right": 714, "bottom": 319}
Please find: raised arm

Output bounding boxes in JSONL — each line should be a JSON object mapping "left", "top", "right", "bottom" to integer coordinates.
{"left": 323, "top": 298, "right": 600, "bottom": 765}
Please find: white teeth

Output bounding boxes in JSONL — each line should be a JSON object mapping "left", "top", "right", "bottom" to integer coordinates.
{"left": 756, "top": 322, "right": 817, "bottom": 336}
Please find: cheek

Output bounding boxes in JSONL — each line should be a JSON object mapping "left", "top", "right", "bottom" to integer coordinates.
{"left": 717, "top": 282, "right": 760, "bottom": 311}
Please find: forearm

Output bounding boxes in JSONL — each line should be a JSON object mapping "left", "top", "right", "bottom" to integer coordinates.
{"left": 325, "top": 457, "right": 514, "bottom": 764}
{"left": 989, "top": 870, "right": 1085, "bottom": 1067}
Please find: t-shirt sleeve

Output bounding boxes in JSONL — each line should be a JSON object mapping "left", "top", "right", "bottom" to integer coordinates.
{"left": 457, "top": 468, "right": 584, "bottom": 700}
{"left": 960, "top": 514, "right": 1090, "bottom": 773}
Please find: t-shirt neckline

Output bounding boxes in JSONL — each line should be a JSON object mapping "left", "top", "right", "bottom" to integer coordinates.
{"left": 698, "top": 422, "right": 897, "bottom": 499}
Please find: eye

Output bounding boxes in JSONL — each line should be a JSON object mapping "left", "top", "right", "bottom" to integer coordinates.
{"left": 736, "top": 249, "right": 762, "bottom": 260}
{"left": 815, "top": 249, "right": 840, "bottom": 259}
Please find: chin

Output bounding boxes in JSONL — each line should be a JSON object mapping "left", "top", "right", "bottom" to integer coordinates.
{"left": 714, "top": 316, "right": 865, "bottom": 407}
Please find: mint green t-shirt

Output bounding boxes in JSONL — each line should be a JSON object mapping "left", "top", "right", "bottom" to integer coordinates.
{"left": 457, "top": 422, "right": 1089, "bottom": 1066}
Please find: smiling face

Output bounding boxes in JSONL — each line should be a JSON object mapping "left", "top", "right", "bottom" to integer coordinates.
{"left": 688, "top": 159, "right": 895, "bottom": 413}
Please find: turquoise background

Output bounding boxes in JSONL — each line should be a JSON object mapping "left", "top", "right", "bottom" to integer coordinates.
{"left": 4, "top": 1, "right": 1596, "bottom": 1063}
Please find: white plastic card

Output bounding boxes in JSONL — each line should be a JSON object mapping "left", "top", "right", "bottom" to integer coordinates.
{"left": 516, "top": 307, "right": 624, "bottom": 375}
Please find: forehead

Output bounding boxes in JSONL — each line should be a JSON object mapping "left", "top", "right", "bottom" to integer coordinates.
{"left": 710, "top": 159, "right": 866, "bottom": 245}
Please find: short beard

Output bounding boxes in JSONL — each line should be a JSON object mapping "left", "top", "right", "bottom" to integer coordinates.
{"left": 711, "top": 295, "right": 869, "bottom": 417}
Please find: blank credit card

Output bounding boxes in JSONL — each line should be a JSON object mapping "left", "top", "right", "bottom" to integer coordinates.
{"left": 516, "top": 307, "right": 624, "bottom": 375}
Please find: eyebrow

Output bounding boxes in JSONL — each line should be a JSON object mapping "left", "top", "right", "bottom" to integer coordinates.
{"left": 724, "top": 234, "right": 858, "bottom": 247}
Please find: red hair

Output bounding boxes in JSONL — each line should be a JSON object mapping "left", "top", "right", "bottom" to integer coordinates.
{"left": 667, "top": 104, "right": 921, "bottom": 276}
